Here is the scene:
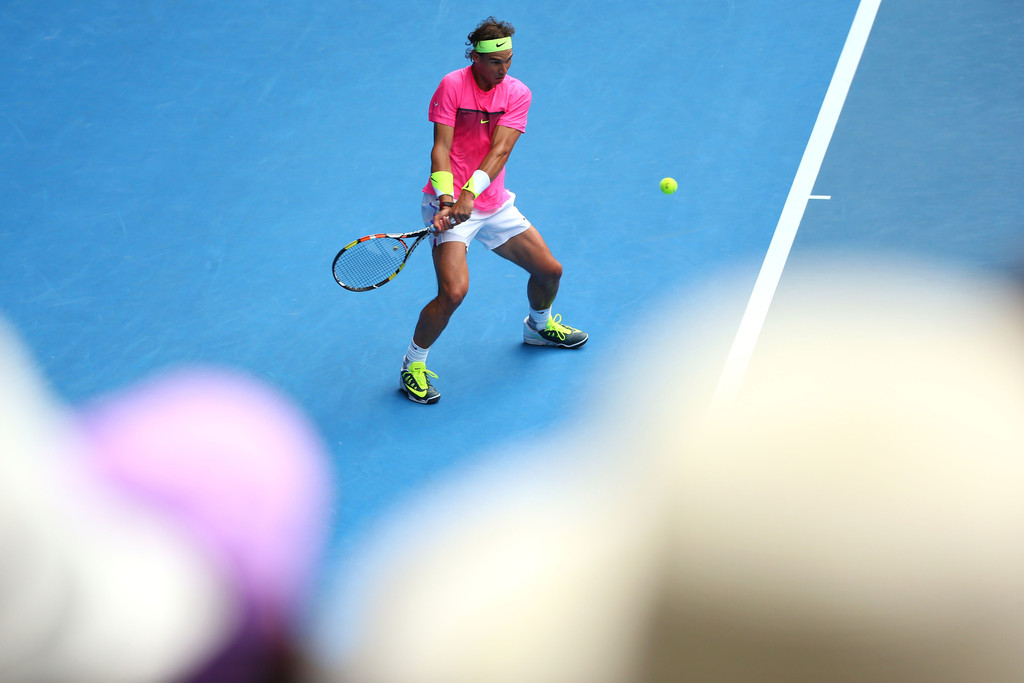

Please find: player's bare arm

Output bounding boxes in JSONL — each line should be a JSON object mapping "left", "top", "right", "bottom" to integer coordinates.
{"left": 430, "top": 123, "right": 456, "bottom": 232}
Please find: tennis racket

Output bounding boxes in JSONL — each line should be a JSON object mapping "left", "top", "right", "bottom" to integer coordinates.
{"left": 332, "top": 228, "right": 432, "bottom": 292}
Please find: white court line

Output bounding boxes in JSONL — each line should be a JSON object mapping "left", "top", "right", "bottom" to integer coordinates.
{"left": 711, "top": 0, "right": 882, "bottom": 409}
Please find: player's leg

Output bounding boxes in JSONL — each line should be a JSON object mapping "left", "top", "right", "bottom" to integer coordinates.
{"left": 414, "top": 241, "right": 470, "bottom": 348}
{"left": 401, "top": 241, "right": 469, "bottom": 404}
{"left": 493, "top": 226, "right": 587, "bottom": 349}
{"left": 493, "top": 225, "right": 562, "bottom": 309}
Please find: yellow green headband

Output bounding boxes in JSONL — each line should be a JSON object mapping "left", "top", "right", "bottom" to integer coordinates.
{"left": 474, "top": 37, "right": 513, "bottom": 53}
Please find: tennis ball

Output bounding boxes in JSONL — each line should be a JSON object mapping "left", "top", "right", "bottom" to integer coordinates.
{"left": 660, "top": 177, "right": 678, "bottom": 195}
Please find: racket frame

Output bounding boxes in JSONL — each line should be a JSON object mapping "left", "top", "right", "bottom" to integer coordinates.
{"left": 332, "top": 228, "right": 431, "bottom": 292}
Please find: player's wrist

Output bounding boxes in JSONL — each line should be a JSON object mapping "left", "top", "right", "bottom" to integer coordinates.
{"left": 430, "top": 171, "right": 455, "bottom": 198}
{"left": 462, "top": 169, "right": 491, "bottom": 197}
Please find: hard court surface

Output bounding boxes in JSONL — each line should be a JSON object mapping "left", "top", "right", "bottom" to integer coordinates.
{"left": 2, "top": 0, "right": 1021, "bottom": 577}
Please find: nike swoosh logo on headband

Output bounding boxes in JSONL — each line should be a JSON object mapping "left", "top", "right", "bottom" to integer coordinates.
{"left": 496, "top": 41, "right": 507, "bottom": 47}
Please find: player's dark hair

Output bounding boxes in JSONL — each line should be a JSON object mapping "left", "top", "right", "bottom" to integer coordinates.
{"left": 465, "top": 17, "right": 515, "bottom": 58}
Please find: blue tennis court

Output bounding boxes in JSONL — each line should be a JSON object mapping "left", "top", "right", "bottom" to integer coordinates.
{"left": 3, "top": 0, "right": 1022, "bottom": 673}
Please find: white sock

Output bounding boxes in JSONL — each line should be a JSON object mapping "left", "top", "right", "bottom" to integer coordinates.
{"left": 529, "top": 308, "right": 551, "bottom": 330}
{"left": 403, "top": 340, "right": 428, "bottom": 368}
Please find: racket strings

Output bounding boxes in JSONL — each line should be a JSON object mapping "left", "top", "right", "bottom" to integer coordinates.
{"left": 334, "top": 237, "right": 408, "bottom": 289}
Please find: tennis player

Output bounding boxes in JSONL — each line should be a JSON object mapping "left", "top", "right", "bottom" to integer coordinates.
{"left": 400, "top": 17, "right": 587, "bottom": 404}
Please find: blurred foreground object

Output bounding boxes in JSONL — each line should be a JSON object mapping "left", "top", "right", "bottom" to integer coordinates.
{"left": 0, "top": 316, "right": 331, "bottom": 682}
{"left": 80, "top": 368, "right": 332, "bottom": 682}
{"left": 308, "top": 256, "right": 1024, "bottom": 683}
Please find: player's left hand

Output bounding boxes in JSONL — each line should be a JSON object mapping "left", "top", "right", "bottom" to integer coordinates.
{"left": 448, "top": 193, "right": 474, "bottom": 226}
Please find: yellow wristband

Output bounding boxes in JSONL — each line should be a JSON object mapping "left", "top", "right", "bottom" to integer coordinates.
{"left": 462, "top": 169, "right": 491, "bottom": 197}
{"left": 429, "top": 171, "right": 454, "bottom": 197}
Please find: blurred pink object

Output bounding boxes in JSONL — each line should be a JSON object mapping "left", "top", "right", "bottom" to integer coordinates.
{"left": 79, "top": 369, "right": 332, "bottom": 654}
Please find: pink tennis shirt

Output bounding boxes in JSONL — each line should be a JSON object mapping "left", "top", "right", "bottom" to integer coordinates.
{"left": 421, "top": 66, "right": 531, "bottom": 213}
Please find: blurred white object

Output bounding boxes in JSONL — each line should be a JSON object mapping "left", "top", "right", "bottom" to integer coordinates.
{"left": 310, "top": 256, "right": 1024, "bottom": 683}
{"left": 0, "top": 317, "right": 231, "bottom": 683}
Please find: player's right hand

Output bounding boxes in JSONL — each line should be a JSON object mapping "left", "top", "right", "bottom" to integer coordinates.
{"left": 433, "top": 208, "right": 454, "bottom": 232}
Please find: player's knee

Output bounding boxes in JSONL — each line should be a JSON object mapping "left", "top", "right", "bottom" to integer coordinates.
{"left": 541, "top": 258, "right": 562, "bottom": 283}
{"left": 438, "top": 283, "right": 468, "bottom": 313}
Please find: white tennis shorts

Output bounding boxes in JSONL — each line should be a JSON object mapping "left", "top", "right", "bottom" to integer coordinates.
{"left": 421, "top": 191, "right": 531, "bottom": 251}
